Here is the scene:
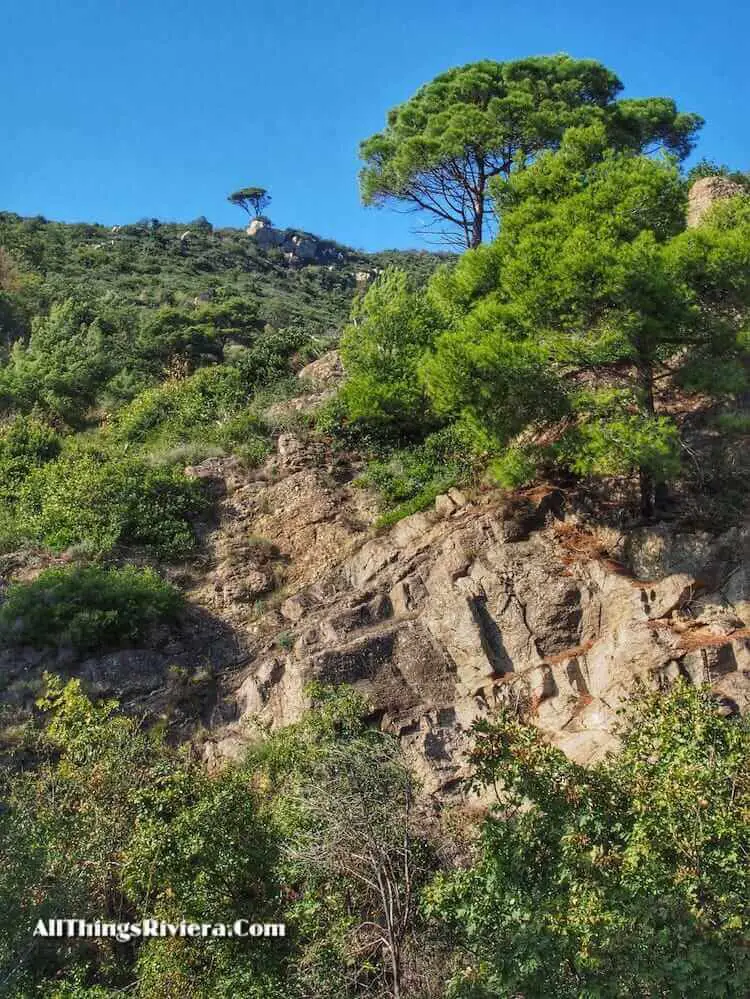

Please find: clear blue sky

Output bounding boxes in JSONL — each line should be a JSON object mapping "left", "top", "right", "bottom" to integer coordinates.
{"left": 2, "top": 0, "right": 747, "bottom": 251}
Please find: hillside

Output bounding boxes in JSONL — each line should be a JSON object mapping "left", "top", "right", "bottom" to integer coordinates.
{"left": 1, "top": 175, "right": 749, "bottom": 997}
{"left": 0, "top": 210, "right": 447, "bottom": 329}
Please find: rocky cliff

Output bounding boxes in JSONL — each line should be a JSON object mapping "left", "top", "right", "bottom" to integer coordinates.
{"left": 3, "top": 177, "right": 747, "bottom": 792}
{"left": 187, "top": 355, "right": 750, "bottom": 795}
{"left": 687, "top": 175, "right": 746, "bottom": 227}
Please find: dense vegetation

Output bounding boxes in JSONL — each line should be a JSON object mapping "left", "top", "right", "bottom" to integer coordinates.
{"left": 342, "top": 128, "right": 750, "bottom": 523}
{"left": 0, "top": 208, "right": 445, "bottom": 561}
{"left": 428, "top": 682, "right": 750, "bottom": 997}
{"left": 0, "top": 565, "right": 182, "bottom": 653}
{"left": 1, "top": 678, "right": 747, "bottom": 997}
{"left": 1, "top": 49, "right": 749, "bottom": 999}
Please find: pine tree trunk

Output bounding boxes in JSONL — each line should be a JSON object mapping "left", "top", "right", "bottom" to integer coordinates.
{"left": 468, "top": 159, "right": 486, "bottom": 249}
{"left": 469, "top": 202, "right": 484, "bottom": 248}
{"left": 639, "top": 468, "right": 655, "bottom": 518}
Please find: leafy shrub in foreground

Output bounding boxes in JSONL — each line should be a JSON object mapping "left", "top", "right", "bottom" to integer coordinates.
{"left": 0, "top": 676, "right": 284, "bottom": 997}
{"left": 0, "top": 564, "right": 182, "bottom": 653}
{"left": 16, "top": 446, "right": 206, "bottom": 557}
{"left": 426, "top": 682, "right": 750, "bottom": 998}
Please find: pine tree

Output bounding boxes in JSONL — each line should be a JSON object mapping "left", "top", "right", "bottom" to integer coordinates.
{"left": 420, "top": 126, "right": 750, "bottom": 513}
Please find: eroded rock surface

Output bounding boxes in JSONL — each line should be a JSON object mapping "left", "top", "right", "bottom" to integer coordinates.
{"left": 197, "top": 436, "right": 750, "bottom": 793}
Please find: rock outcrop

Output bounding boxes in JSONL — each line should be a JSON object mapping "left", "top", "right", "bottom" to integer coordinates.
{"left": 4, "top": 351, "right": 746, "bottom": 793}
{"left": 197, "top": 424, "right": 750, "bottom": 794}
{"left": 246, "top": 218, "right": 345, "bottom": 265}
{"left": 687, "top": 176, "right": 745, "bottom": 227}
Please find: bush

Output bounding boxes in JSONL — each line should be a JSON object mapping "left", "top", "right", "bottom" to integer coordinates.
{"left": 109, "top": 365, "right": 278, "bottom": 467}
{"left": 0, "top": 298, "right": 136, "bottom": 426}
{"left": 0, "top": 676, "right": 284, "bottom": 996}
{"left": 557, "top": 408, "right": 681, "bottom": 481}
{"left": 110, "top": 366, "right": 248, "bottom": 448}
{"left": 359, "top": 425, "right": 478, "bottom": 525}
{"left": 713, "top": 410, "right": 750, "bottom": 435}
{"left": 0, "top": 564, "right": 182, "bottom": 653}
{"left": 213, "top": 408, "right": 273, "bottom": 465}
{"left": 228, "top": 324, "right": 311, "bottom": 387}
{"left": 426, "top": 682, "right": 750, "bottom": 998}
{"left": 488, "top": 445, "right": 540, "bottom": 488}
{"left": 0, "top": 415, "right": 61, "bottom": 505}
{"left": 16, "top": 445, "right": 207, "bottom": 557}
{"left": 421, "top": 314, "right": 568, "bottom": 448}
{"left": 134, "top": 297, "right": 258, "bottom": 371}
{"left": 338, "top": 268, "right": 440, "bottom": 438}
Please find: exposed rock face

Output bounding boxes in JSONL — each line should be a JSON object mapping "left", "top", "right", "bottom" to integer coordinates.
{"left": 198, "top": 437, "right": 750, "bottom": 794}
{"left": 687, "top": 176, "right": 745, "bottom": 227}
{"left": 245, "top": 218, "right": 345, "bottom": 264}
{"left": 184, "top": 438, "right": 378, "bottom": 632}
{"left": 297, "top": 350, "right": 343, "bottom": 388}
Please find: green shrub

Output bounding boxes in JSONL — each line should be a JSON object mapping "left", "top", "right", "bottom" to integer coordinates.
{"left": 0, "top": 415, "right": 61, "bottom": 504}
{"left": 228, "top": 324, "right": 310, "bottom": 386}
{"left": 109, "top": 362, "right": 289, "bottom": 465}
{"left": 558, "top": 413, "right": 681, "bottom": 481}
{"left": 213, "top": 407, "right": 273, "bottom": 465}
{"left": 337, "top": 268, "right": 440, "bottom": 438}
{"left": 374, "top": 486, "right": 448, "bottom": 529}
{"left": 426, "top": 682, "right": 750, "bottom": 997}
{"left": 134, "top": 302, "right": 225, "bottom": 368}
{"left": 110, "top": 366, "right": 248, "bottom": 448}
{"left": 0, "top": 298, "right": 136, "bottom": 426}
{"left": 714, "top": 410, "right": 750, "bottom": 434}
{"left": 0, "top": 565, "right": 182, "bottom": 653}
{"left": 0, "top": 676, "right": 284, "bottom": 996}
{"left": 488, "top": 446, "right": 540, "bottom": 488}
{"left": 361, "top": 426, "right": 477, "bottom": 524}
{"left": 16, "top": 445, "right": 206, "bottom": 557}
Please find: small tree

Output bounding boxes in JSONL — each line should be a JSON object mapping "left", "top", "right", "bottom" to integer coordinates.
{"left": 252, "top": 685, "right": 435, "bottom": 999}
{"left": 360, "top": 55, "right": 702, "bottom": 248}
{"left": 337, "top": 267, "right": 440, "bottom": 439}
{"left": 287, "top": 738, "right": 424, "bottom": 999}
{"left": 227, "top": 186, "right": 271, "bottom": 220}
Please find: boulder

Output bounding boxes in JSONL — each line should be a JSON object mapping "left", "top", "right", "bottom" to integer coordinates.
{"left": 687, "top": 176, "right": 745, "bottom": 227}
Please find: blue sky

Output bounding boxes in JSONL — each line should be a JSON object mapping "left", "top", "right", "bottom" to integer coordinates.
{"left": 2, "top": 0, "right": 748, "bottom": 251}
